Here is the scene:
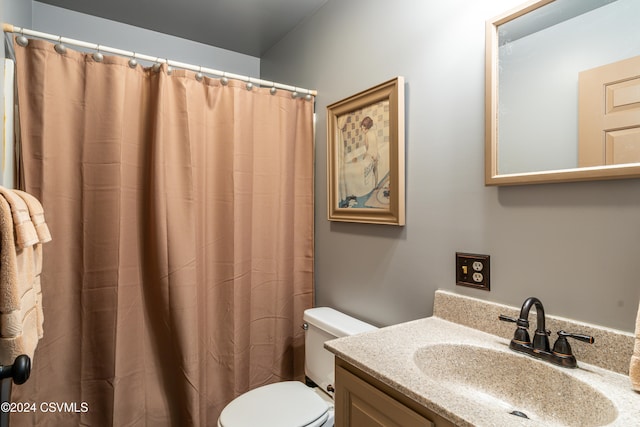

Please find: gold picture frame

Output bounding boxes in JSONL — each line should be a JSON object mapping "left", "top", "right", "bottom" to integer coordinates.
{"left": 326, "top": 77, "right": 405, "bottom": 225}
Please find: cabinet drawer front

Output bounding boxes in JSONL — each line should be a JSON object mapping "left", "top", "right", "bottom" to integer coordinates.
{"left": 336, "top": 365, "right": 434, "bottom": 427}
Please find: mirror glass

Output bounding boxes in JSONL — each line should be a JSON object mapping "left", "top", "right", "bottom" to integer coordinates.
{"left": 486, "top": 0, "right": 640, "bottom": 185}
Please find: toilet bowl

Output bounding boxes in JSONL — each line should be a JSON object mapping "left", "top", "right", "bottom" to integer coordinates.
{"left": 217, "top": 307, "right": 377, "bottom": 427}
{"left": 217, "top": 381, "right": 334, "bottom": 427}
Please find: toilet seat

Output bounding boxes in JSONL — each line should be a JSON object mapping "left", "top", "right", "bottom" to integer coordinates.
{"left": 218, "top": 381, "right": 330, "bottom": 427}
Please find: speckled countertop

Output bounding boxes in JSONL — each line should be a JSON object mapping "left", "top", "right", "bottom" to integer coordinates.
{"left": 325, "top": 290, "right": 640, "bottom": 427}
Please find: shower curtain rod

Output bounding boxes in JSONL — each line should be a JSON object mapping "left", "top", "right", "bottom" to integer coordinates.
{"left": 3, "top": 23, "right": 317, "bottom": 97}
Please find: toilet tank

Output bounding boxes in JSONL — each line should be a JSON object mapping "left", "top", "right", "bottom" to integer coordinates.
{"left": 303, "top": 307, "right": 377, "bottom": 397}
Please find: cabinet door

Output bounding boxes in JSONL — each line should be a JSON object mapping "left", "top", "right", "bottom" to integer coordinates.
{"left": 335, "top": 365, "right": 434, "bottom": 427}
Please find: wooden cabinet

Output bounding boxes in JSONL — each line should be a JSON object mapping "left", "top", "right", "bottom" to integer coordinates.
{"left": 334, "top": 359, "right": 455, "bottom": 427}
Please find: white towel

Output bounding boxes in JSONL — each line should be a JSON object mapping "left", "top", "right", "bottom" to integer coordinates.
{"left": 0, "top": 189, "right": 50, "bottom": 365}
{"left": 13, "top": 189, "right": 51, "bottom": 338}
{"left": 13, "top": 190, "right": 52, "bottom": 244}
{"left": 0, "top": 195, "right": 38, "bottom": 364}
{"left": 0, "top": 186, "right": 38, "bottom": 249}
{"left": 631, "top": 299, "right": 640, "bottom": 392}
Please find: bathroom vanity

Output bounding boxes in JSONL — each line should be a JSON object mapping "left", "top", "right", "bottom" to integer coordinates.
{"left": 334, "top": 358, "right": 453, "bottom": 426}
{"left": 326, "top": 291, "right": 639, "bottom": 427}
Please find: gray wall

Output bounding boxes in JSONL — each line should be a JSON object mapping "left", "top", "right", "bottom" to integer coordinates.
{"left": 3, "top": 2, "right": 259, "bottom": 81}
{"left": 4, "top": 0, "right": 639, "bottom": 333}
{"left": 261, "top": 0, "right": 640, "bottom": 332}
{"left": 3, "top": 0, "right": 32, "bottom": 28}
{"left": 2, "top": 0, "right": 33, "bottom": 189}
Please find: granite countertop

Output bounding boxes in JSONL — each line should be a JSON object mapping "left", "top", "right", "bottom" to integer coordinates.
{"left": 325, "top": 314, "right": 640, "bottom": 427}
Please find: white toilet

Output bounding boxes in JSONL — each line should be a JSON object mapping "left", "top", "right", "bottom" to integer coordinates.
{"left": 217, "top": 307, "right": 377, "bottom": 427}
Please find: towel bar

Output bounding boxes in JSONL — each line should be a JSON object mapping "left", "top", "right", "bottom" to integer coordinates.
{"left": 0, "top": 355, "right": 30, "bottom": 384}
{"left": 0, "top": 355, "right": 31, "bottom": 427}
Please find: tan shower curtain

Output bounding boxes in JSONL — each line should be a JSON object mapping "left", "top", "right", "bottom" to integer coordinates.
{"left": 10, "top": 39, "right": 314, "bottom": 426}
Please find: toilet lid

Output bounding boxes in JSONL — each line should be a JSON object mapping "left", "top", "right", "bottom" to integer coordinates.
{"left": 219, "top": 381, "right": 329, "bottom": 427}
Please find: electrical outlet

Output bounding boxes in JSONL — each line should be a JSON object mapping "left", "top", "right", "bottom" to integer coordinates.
{"left": 456, "top": 252, "right": 490, "bottom": 291}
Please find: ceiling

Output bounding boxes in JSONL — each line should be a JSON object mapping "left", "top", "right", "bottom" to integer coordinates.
{"left": 36, "top": 0, "right": 329, "bottom": 57}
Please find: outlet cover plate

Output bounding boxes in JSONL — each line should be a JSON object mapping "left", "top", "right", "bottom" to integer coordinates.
{"left": 456, "top": 252, "right": 490, "bottom": 291}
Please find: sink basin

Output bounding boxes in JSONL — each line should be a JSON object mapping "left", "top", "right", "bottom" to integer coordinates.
{"left": 413, "top": 344, "right": 618, "bottom": 427}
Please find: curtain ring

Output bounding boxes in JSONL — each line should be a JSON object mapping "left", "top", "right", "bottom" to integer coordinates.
{"left": 128, "top": 53, "right": 138, "bottom": 68}
{"left": 16, "top": 29, "right": 28, "bottom": 47}
{"left": 291, "top": 91, "right": 299, "bottom": 99}
{"left": 270, "top": 85, "right": 277, "bottom": 95}
{"left": 195, "top": 66, "right": 204, "bottom": 82}
{"left": 166, "top": 59, "right": 173, "bottom": 75}
{"left": 54, "top": 36, "right": 67, "bottom": 54}
{"left": 246, "top": 80, "right": 253, "bottom": 91}
{"left": 152, "top": 58, "right": 162, "bottom": 73}
{"left": 220, "top": 72, "right": 228, "bottom": 86}
{"left": 92, "top": 45, "right": 104, "bottom": 62}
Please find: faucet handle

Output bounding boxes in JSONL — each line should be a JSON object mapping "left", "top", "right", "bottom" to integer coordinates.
{"left": 552, "top": 330, "right": 594, "bottom": 357}
{"left": 558, "top": 330, "right": 594, "bottom": 344}
{"left": 498, "top": 314, "right": 534, "bottom": 328}
{"left": 498, "top": 314, "right": 518, "bottom": 323}
{"left": 499, "top": 314, "right": 531, "bottom": 344}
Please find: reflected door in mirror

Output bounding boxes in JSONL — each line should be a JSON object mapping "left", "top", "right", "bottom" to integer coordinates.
{"left": 579, "top": 55, "right": 640, "bottom": 167}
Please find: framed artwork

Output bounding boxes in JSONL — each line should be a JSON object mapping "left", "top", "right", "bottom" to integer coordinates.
{"left": 326, "top": 77, "right": 405, "bottom": 225}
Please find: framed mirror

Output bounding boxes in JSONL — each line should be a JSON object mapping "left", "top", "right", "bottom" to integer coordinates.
{"left": 485, "top": 0, "right": 640, "bottom": 185}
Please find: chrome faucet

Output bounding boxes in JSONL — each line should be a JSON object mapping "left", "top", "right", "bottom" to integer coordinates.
{"left": 499, "top": 297, "right": 594, "bottom": 368}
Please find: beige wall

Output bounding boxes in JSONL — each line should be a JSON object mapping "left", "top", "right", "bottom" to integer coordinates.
{"left": 261, "top": 0, "right": 640, "bottom": 332}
